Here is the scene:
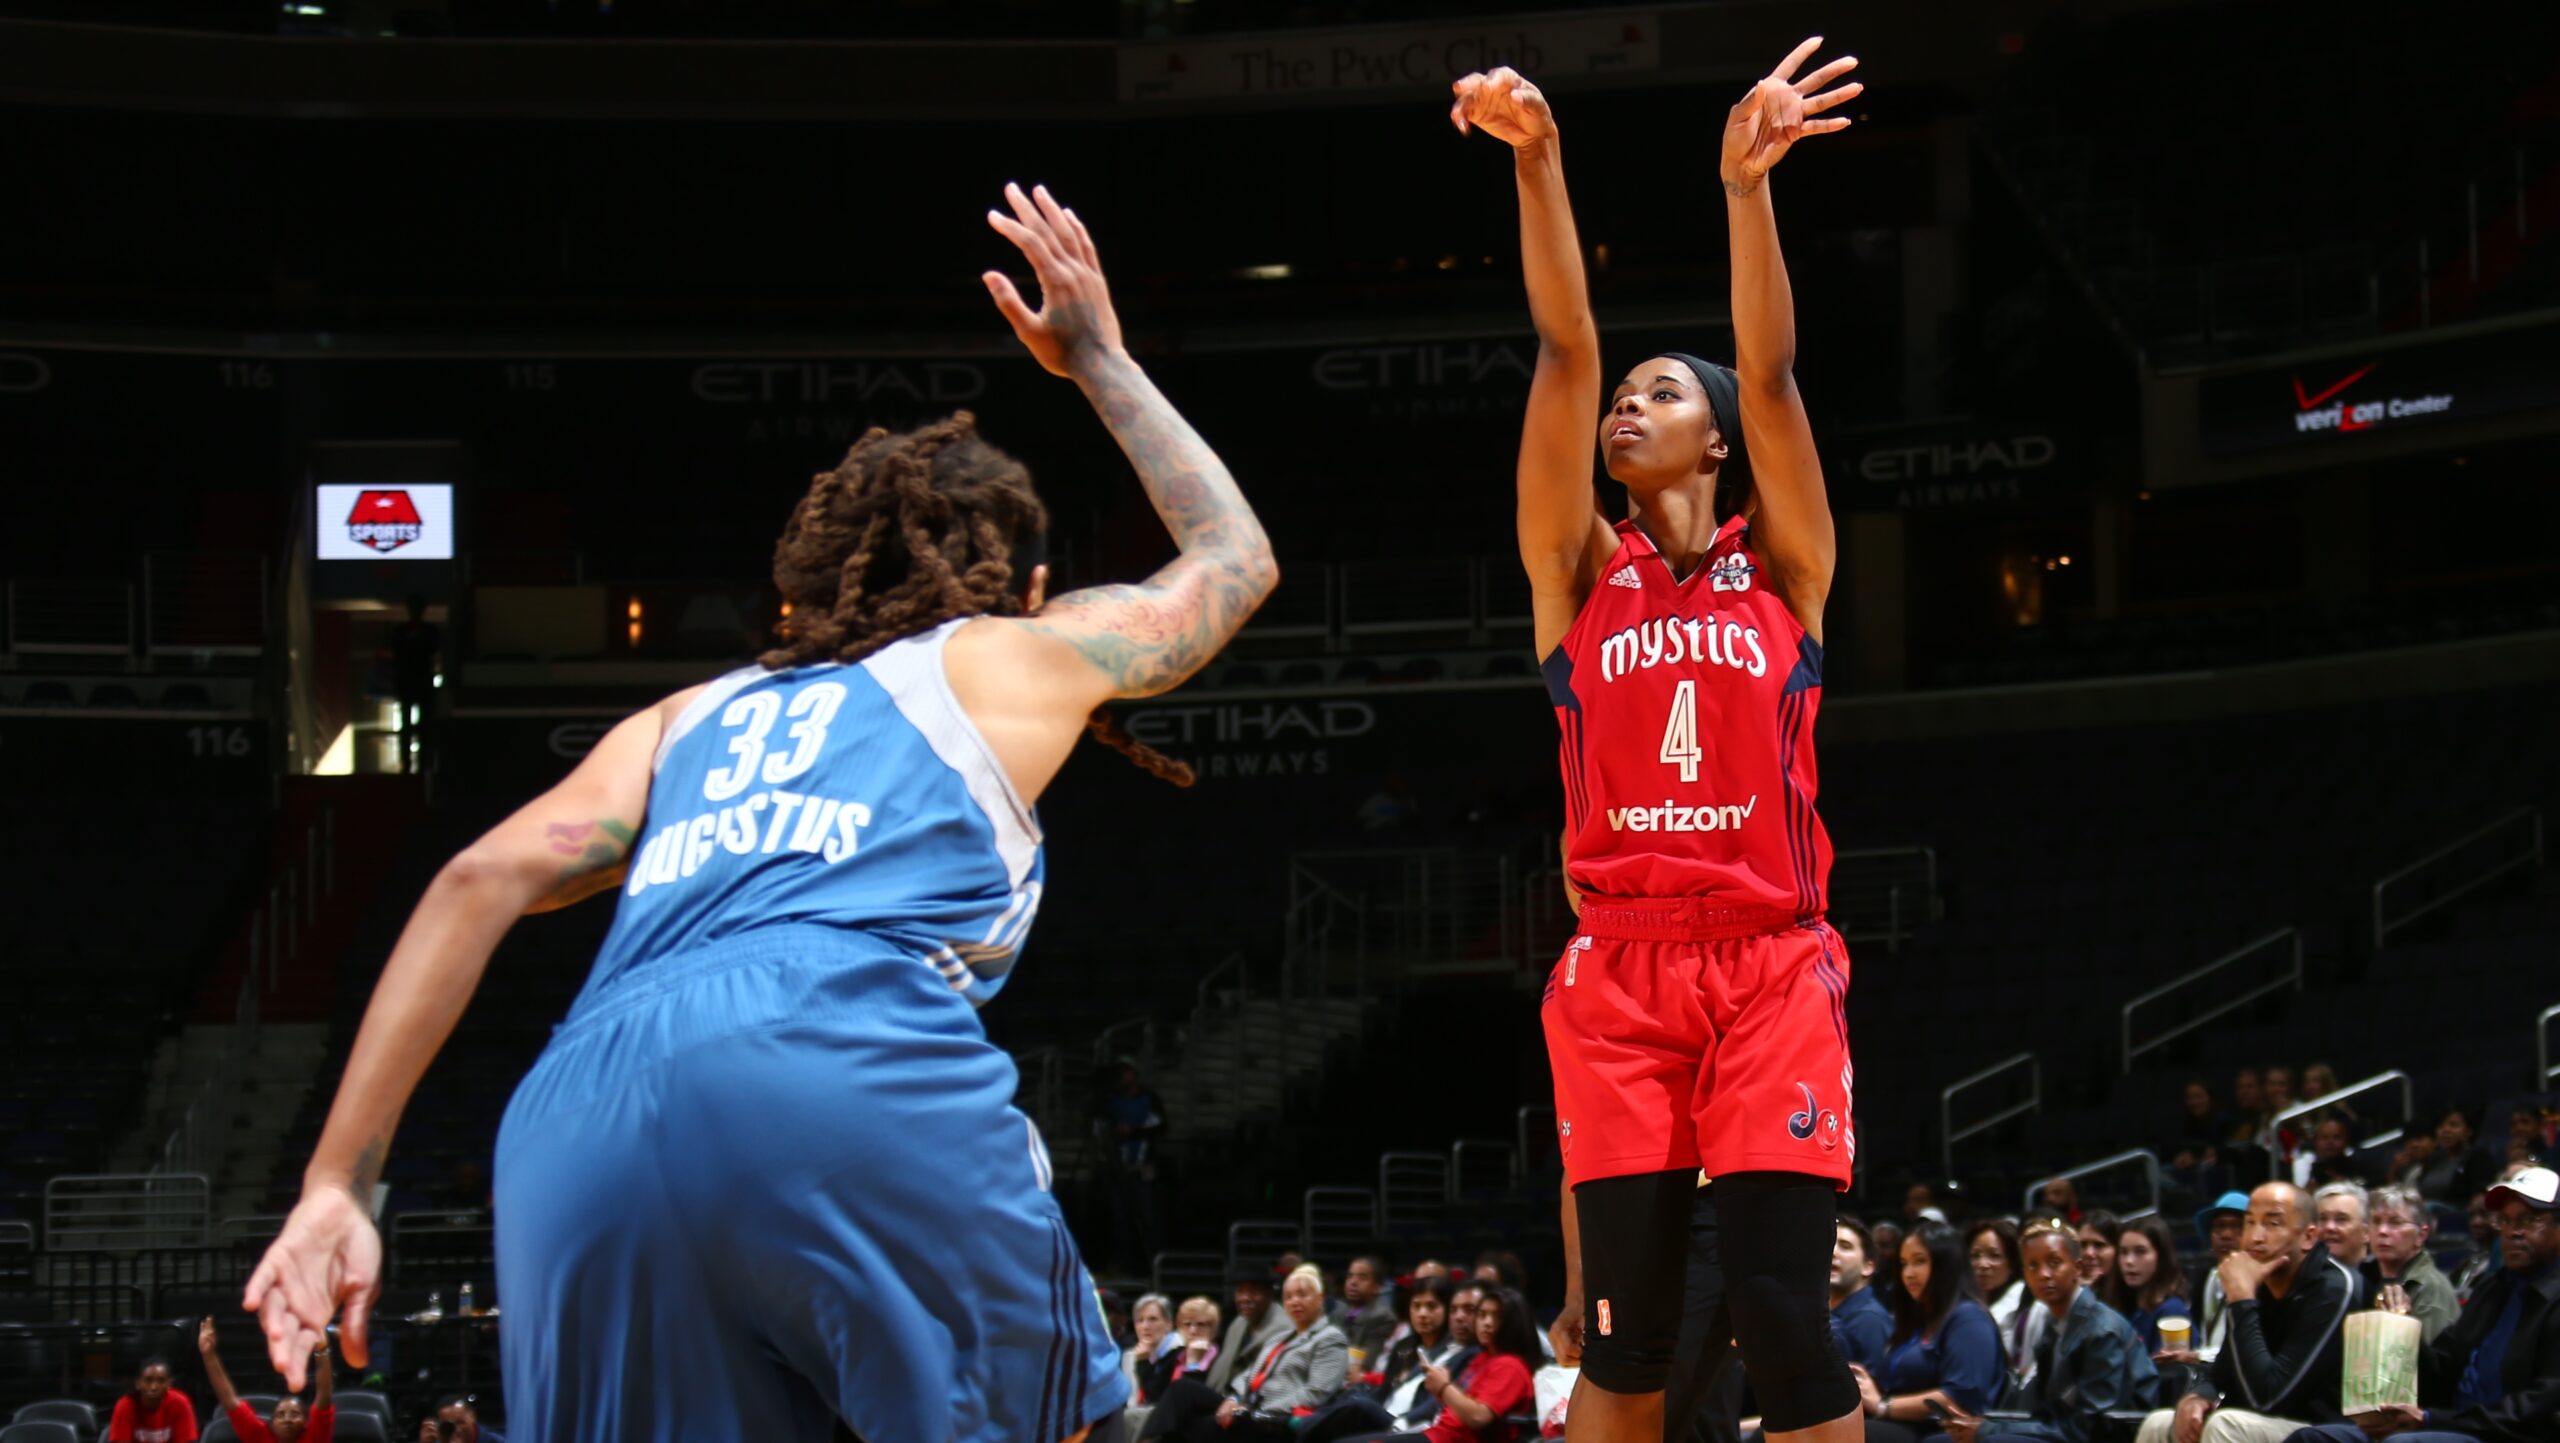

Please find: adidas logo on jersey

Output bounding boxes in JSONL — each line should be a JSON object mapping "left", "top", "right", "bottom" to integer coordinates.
{"left": 1606, "top": 565, "right": 1641, "bottom": 589}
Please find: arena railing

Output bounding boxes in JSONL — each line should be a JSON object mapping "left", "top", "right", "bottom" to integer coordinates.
{"left": 2272, "top": 1069, "right": 2415, "bottom": 1153}
{"left": 1152, "top": 1250, "right": 1227, "bottom": 1298}
{"left": 2118, "top": 927, "right": 2303, "bottom": 1075}
{"left": 2370, "top": 806, "right": 2545, "bottom": 950}
{"left": 42, "top": 1175, "right": 212, "bottom": 1252}
{"left": 2022, "top": 1149, "right": 2161, "bottom": 1224}
{"left": 2541, "top": 1002, "right": 2560, "bottom": 1088}
{"left": 1379, "top": 1153, "right": 1449, "bottom": 1236}
{"left": 4, "top": 577, "right": 134, "bottom": 655}
{"left": 1829, "top": 847, "right": 1941, "bottom": 954}
{"left": 143, "top": 551, "right": 267, "bottom": 656}
{"left": 1304, "top": 1188, "right": 1377, "bottom": 1267}
{"left": 1228, "top": 1218, "right": 1303, "bottom": 1273}
{"left": 1941, "top": 1051, "right": 2040, "bottom": 1178}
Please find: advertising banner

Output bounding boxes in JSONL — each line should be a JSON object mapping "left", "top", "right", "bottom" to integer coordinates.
{"left": 1118, "top": 11, "right": 1659, "bottom": 103}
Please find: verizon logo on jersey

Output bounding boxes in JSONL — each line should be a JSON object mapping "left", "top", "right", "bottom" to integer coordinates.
{"left": 1607, "top": 796, "right": 1757, "bottom": 833}
{"left": 1598, "top": 613, "right": 1767, "bottom": 683}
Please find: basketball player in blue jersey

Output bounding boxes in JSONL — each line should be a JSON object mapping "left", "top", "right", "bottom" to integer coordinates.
{"left": 242, "top": 182, "right": 1278, "bottom": 1443}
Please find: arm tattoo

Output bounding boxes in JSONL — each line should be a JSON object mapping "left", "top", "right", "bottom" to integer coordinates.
{"left": 543, "top": 817, "right": 636, "bottom": 885}
{"left": 1033, "top": 348, "right": 1277, "bottom": 695}
{"left": 350, "top": 1134, "right": 387, "bottom": 1195}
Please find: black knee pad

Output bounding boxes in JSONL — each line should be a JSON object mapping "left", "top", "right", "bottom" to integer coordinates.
{"left": 1711, "top": 1172, "right": 1861, "bottom": 1433}
{"left": 1572, "top": 1169, "right": 1696, "bottom": 1396}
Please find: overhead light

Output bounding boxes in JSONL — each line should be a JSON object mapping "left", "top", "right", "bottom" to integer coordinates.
{"left": 1437, "top": 256, "right": 1458, "bottom": 271}
{"left": 284, "top": 3, "right": 328, "bottom": 14}
{"left": 1238, "top": 264, "right": 1291, "bottom": 281}
{"left": 2056, "top": 555, "right": 2072, "bottom": 566}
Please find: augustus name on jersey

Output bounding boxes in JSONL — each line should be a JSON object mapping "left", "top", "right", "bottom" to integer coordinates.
{"left": 580, "top": 619, "right": 1044, "bottom": 1009}
{"left": 1543, "top": 517, "right": 1831, "bottom": 919}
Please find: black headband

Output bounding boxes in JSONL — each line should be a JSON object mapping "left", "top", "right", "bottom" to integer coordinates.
{"left": 1660, "top": 351, "right": 1750, "bottom": 517}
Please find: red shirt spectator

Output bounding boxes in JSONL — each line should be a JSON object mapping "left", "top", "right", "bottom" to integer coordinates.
{"left": 226, "top": 1401, "right": 334, "bottom": 1443}
{"left": 107, "top": 1389, "right": 199, "bottom": 1443}
{"left": 1426, "top": 1352, "right": 1532, "bottom": 1443}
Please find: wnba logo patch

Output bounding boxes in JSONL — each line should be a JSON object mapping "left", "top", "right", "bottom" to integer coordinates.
{"left": 346, "top": 490, "right": 425, "bottom": 553}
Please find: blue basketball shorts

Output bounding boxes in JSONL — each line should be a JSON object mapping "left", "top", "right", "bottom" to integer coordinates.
{"left": 493, "top": 922, "right": 1127, "bottom": 1443}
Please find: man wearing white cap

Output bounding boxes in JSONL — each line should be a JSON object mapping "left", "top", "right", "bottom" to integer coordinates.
{"left": 2282, "top": 1165, "right": 2560, "bottom": 1442}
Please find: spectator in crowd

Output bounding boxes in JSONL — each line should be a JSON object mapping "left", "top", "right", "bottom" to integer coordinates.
{"left": 2168, "top": 1193, "right": 2252, "bottom": 1368}
{"left": 2172, "top": 1080, "right": 2228, "bottom": 1175}
{"left": 1340, "top": 1283, "right": 1542, "bottom": 1443}
{"left": 1966, "top": 1219, "right": 2041, "bottom": 1378}
{"left": 2292, "top": 1120, "right": 2371, "bottom": 1190}
{"left": 1126, "top": 1294, "right": 1177, "bottom": 1399}
{"left": 1094, "top": 1062, "right": 1168, "bottom": 1272}
{"left": 1833, "top": 1219, "right": 1894, "bottom": 1375}
{"left": 2037, "top": 1179, "right": 2085, "bottom": 1226}
{"left": 1446, "top": 1283, "right": 1485, "bottom": 1360}
{"left": 1144, "top": 1265, "right": 1349, "bottom": 1443}
{"left": 432, "top": 1397, "right": 501, "bottom": 1443}
{"left": 2281, "top": 1165, "right": 2560, "bottom": 1442}
{"left": 2226, "top": 1071, "right": 2266, "bottom": 1149}
{"left": 1470, "top": 1251, "right": 1528, "bottom": 1294}
{"left": 2364, "top": 1185, "right": 2459, "bottom": 1345}
{"left": 2106, "top": 1216, "right": 2192, "bottom": 1355}
{"left": 2073, "top": 1213, "right": 2122, "bottom": 1290}
{"left": 2262, "top": 1068, "right": 2300, "bottom": 1163}
{"left": 416, "top": 1418, "right": 446, "bottom": 1443}
{"left": 1872, "top": 1220, "right": 1908, "bottom": 1279}
{"left": 2310, "top": 1182, "right": 2375, "bottom": 1310}
{"left": 1852, "top": 1219, "right": 2004, "bottom": 1440}
{"left": 1906, "top": 1183, "right": 1941, "bottom": 1221}
{"left": 108, "top": 1357, "right": 199, "bottom": 1443}
{"left": 1413, "top": 1261, "right": 1450, "bottom": 1284}
{"left": 2134, "top": 1181, "right": 2352, "bottom": 1443}
{"left": 1371, "top": 1276, "right": 1476, "bottom": 1431}
{"left": 1208, "top": 1266, "right": 1298, "bottom": 1394}
{"left": 2451, "top": 1192, "right": 2504, "bottom": 1304}
{"left": 2410, "top": 1108, "right": 2499, "bottom": 1207}
{"left": 1343, "top": 1257, "right": 1401, "bottom": 1366}
{"left": 2507, "top": 1109, "right": 2554, "bottom": 1167}
{"left": 2295, "top": 1065, "right": 2356, "bottom": 1129}
{"left": 1140, "top": 1297, "right": 1225, "bottom": 1405}
{"left": 1958, "top": 1222, "right": 2157, "bottom": 1443}
{"left": 199, "top": 1319, "right": 330, "bottom": 1443}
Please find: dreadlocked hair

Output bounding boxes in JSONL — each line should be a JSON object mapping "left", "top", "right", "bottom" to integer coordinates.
{"left": 760, "top": 411, "right": 1195, "bottom": 787}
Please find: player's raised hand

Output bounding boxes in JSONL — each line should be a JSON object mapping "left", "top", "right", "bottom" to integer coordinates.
{"left": 1720, "top": 36, "right": 1861, "bottom": 191}
{"left": 243, "top": 1185, "right": 381, "bottom": 1391}
{"left": 1449, "top": 67, "right": 1557, "bottom": 149}
{"left": 984, "top": 182, "right": 1124, "bottom": 379}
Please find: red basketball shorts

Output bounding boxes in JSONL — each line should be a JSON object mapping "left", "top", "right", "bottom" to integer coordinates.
{"left": 1540, "top": 900, "right": 1854, "bottom": 1188}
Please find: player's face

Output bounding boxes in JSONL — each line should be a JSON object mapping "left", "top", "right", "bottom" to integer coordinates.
{"left": 272, "top": 1400, "right": 307, "bottom": 1442}
{"left": 2021, "top": 1234, "right": 2078, "bottom": 1311}
{"left": 137, "top": 1366, "right": 170, "bottom": 1403}
{"left": 1601, "top": 359, "right": 1722, "bottom": 492}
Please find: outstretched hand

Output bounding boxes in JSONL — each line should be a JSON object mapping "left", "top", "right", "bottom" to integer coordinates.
{"left": 1720, "top": 36, "right": 1861, "bottom": 192}
{"left": 983, "top": 182, "right": 1124, "bottom": 379}
{"left": 243, "top": 1186, "right": 381, "bottom": 1391}
{"left": 1449, "top": 67, "right": 1557, "bottom": 150}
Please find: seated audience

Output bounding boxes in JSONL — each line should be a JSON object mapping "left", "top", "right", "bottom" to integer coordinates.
{"left": 1142, "top": 1265, "right": 1349, "bottom": 1443}
{"left": 2037, "top": 1179, "right": 2085, "bottom": 1225}
{"left": 1306, "top": 1275, "right": 1473, "bottom": 1441}
{"left": 1967, "top": 1219, "right": 2044, "bottom": 1385}
{"left": 2225, "top": 1070, "right": 2266, "bottom": 1152}
{"left": 2103, "top": 1216, "right": 2192, "bottom": 1355}
{"left": 2411, "top": 1109, "right": 2498, "bottom": 1207}
{"left": 1834, "top": 1218, "right": 1895, "bottom": 1375}
{"left": 1141, "top": 1297, "right": 1226, "bottom": 1404}
{"left": 2293, "top": 1120, "right": 2372, "bottom": 1190}
{"left": 2311, "top": 1182, "right": 2376, "bottom": 1306}
{"left": 1125, "top": 1294, "right": 1177, "bottom": 1401}
{"left": 109, "top": 1356, "right": 200, "bottom": 1443}
{"left": 2451, "top": 1192, "right": 2504, "bottom": 1304}
{"left": 1853, "top": 1219, "right": 2004, "bottom": 1442}
{"left": 2134, "top": 1181, "right": 2352, "bottom": 1443}
{"left": 1963, "top": 1222, "right": 2157, "bottom": 1443}
{"left": 1328, "top": 1282, "right": 1540, "bottom": 1443}
{"left": 2072, "top": 1212, "right": 2121, "bottom": 1291}
{"left": 2296, "top": 1064, "right": 2357, "bottom": 1129}
{"left": 2364, "top": 1186, "right": 2459, "bottom": 1346}
{"left": 1872, "top": 1221, "right": 1909, "bottom": 1281}
{"left": 2279, "top": 1165, "right": 2560, "bottom": 1443}
{"left": 2171, "top": 1079, "right": 2228, "bottom": 1178}
{"left": 1207, "top": 1267, "right": 1298, "bottom": 1394}
{"left": 2261, "top": 1066, "right": 2300, "bottom": 1160}
{"left": 432, "top": 1396, "right": 501, "bottom": 1443}
{"left": 1343, "top": 1257, "right": 1401, "bottom": 1365}
{"left": 199, "top": 1318, "right": 332, "bottom": 1443}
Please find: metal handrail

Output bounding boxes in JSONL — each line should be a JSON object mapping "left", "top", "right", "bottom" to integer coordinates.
{"left": 2023, "top": 1149, "right": 2162, "bottom": 1221}
{"left": 1194, "top": 953, "right": 1246, "bottom": 1018}
{"left": 2541, "top": 1003, "right": 2560, "bottom": 1088}
{"left": 2120, "top": 928, "right": 2304, "bottom": 1073}
{"left": 2372, "top": 807, "right": 2545, "bottom": 948}
{"left": 1092, "top": 1016, "right": 1162, "bottom": 1075}
{"left": 2273, "top": 1069, "right": 2415, "bottom": 1152}
{"left": 1941, "top": 1052, "right": 2040, "bottom": 1177}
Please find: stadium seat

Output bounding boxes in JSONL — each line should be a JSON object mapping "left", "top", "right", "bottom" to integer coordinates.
{"left": 334, "top": 1392, "right": 394, "bottom": 1425}
{"left": 332, "top": 1412, "right": 391, "bottom": 1443}
{"left": 7, "top": 1405, "right": 93, "bottom": 1442}
{"left": 201, "top": 1417, "right": 237, "bottom": 1443}
{"left": 2, "top": 1422, "right": 81, "bottom": 1443}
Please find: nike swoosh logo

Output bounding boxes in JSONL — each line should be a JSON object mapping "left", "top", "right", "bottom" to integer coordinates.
{"left": 2293, "top": 362, "right": 2376, "bottom": 411}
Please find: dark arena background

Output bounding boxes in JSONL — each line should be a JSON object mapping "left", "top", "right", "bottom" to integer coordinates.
{"left": 3, "top": 0, "right": 2558, "bottom": 1438}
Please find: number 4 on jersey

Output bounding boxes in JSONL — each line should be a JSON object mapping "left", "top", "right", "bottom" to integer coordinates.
{"left": 1659, "top": 679, "right": 1702, "bottom": 782}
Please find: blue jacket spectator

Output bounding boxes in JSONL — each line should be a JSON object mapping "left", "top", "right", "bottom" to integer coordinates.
{"left": 1982, "top": 1224, "right": 2159, "bottom": 1443}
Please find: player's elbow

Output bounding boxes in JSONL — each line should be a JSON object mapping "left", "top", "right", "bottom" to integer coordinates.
{"left": 438, "top": 844, "right": 544, "bottom": 900}
{"left": 1735, "top": 362, "right": 1798, "bottom": 403}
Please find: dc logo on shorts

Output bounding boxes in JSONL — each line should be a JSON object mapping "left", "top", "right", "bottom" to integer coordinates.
{"left": 1786, "top": 1084, "right": 1820, "bottom": 1141}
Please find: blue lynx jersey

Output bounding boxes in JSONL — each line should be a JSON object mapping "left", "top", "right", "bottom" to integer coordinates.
{"left": 581, "top": 618, "right": 1043, "bottom": 1008}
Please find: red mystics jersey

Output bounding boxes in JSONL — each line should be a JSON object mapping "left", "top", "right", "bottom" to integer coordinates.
{"left": 1543, "top": 517, "right": 1830, "bottom": 922}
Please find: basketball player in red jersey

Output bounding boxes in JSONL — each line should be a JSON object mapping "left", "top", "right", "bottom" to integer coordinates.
{"left": 1453, "top": 38, "right": 1865, "bottom": 1443}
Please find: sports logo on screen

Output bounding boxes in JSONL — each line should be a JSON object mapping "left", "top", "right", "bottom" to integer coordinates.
{"left": 346, "top": 490, "right": 425, "bottom": 553}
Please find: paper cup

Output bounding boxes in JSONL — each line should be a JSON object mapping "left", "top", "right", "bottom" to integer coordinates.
{"left": 2157, "top": 1316, "right": 2191, "bottom": 1351}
